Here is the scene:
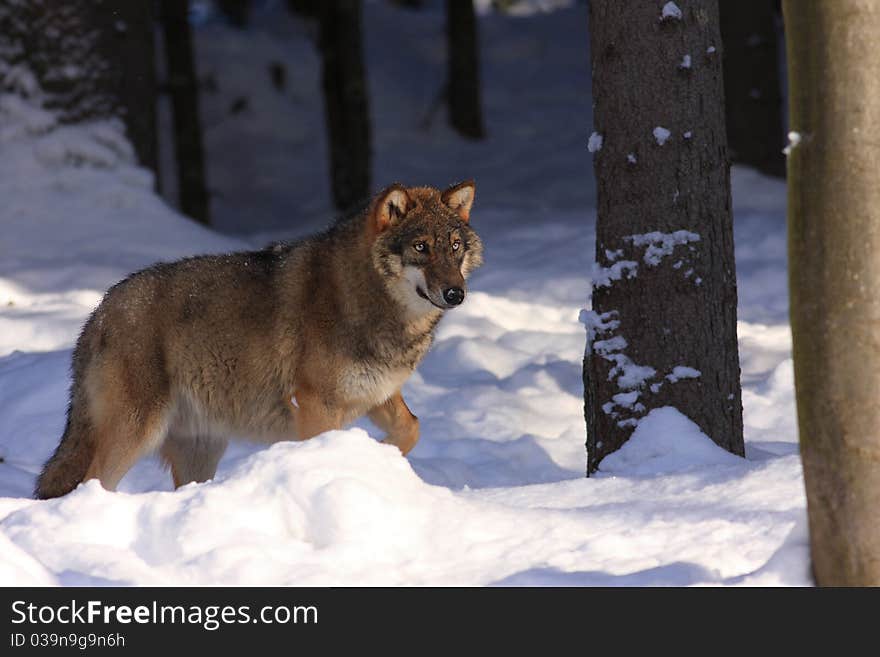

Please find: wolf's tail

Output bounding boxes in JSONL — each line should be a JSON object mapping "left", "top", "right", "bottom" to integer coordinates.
{"left": 34, "top": 412, "right": 94, "bottom": 500}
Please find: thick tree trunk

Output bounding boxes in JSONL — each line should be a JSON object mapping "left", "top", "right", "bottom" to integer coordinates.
{"left": 719, "top": 0, "right": 785, "bottom": 177}
{"left": 585, "top": 1, "right": 744, "bottom": 474}
{"left": 445, "top": 0, "right": 484, "bottom": 139}
{"left": 0, "top": 1, "right": 158, "bottom": 176}
{"left": 319, "top": 0, "right": 371, "bottom": 212}
{"left": 784, "top": 0, "right": 880, "bottom": 586}
{"left": 160, "top": 0, "right": 210, "bottom": 225}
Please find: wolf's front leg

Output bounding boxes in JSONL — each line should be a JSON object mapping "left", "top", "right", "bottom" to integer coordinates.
{"left": 292, "top": 389, "right": 345, "bottom": 440}
{"left": 367, "top": 392, "right": 420, "bottom": 455}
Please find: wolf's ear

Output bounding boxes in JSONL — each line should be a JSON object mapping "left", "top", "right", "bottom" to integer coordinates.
{"left": 441, "top": 180, "right": 475, "bottom": 222}
{"left": 373, "top": 184, "right": 412, "bottom": 233}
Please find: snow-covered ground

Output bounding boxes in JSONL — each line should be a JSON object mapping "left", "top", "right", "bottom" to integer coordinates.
{"left": 0, "top": 2, "right": 806, "bottom": 586}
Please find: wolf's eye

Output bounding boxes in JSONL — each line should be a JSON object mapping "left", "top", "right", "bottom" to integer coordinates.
{"left": 452, "top": 240, "right": 462, "bottom": 251}
{"left": 413, "top": 241, "right": 427, "bottom": 252}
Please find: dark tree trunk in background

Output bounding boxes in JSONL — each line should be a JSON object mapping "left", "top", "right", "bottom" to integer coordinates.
{"left": 445, "top": 0, "right": 485, "bottom": 139}
{"left": 391, "top": 0, "right": 425, "bottom": 10}
{"left": 160, "top": 0, "right": 210, "bottom": 225}
{"left": 585, "top": 1, "right": 744, "bottom": 474}
{"left": 784, "top": 0, "right": 880, "bottom": 586}
{"left": 720, "top": 0, "right": 785, "bottom": 177}
{"left": 216, "top": 0, "right": 252, "bottom": 28}
{"left": 114, "top": 1, "right": 159, "bottom": 181}
{"left": 0, "top": 1, "right": 158, "bottom": 177}
{"left": 286, "top": 0, "right": 321, "bottom": 19}
{"left": 319, "top": 0, "right": 371, "bottom": 212}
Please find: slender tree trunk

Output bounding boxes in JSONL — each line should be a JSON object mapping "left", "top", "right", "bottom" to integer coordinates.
{"left": 112, "top": 1, "right": 159, "bottom": 181}
{"left": 719, "top": 0, "right": 785, "bottom": 177}
{"left": 319, "top": 0, "right": 371, "bottom": 212}
{"left": 0, "top": 0, "right": 158, "bottom": 177}
{"left": 160, "top": 0, "right": 210, "bottom": 225}
{"left": 445, "top": 0, "right": 484, "bottom": 139}
{"left": 286, "top": 0, "right": 321, "bottom": 19}
{"left": 585, "top": 0, "right": 744, "bottom": 474}
{"left": 216, "top": 0, "right": 252, "bottom": 28}
{"left": 784, "top": 0, "right": 880, "bottom": 586}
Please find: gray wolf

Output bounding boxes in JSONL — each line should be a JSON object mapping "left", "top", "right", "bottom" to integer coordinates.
{"left": 35, "top": 181, "right": 482, "bottom": 499}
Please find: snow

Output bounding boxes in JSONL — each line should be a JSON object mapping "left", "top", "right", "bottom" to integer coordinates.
{"left": 587, "top": 131, "right": 603, "bottom": 153}
{"left": 628, "top": 230, "right": 701, "bottom": 266}
{"left": 592, "top": 259, "right": 639, "bottom": 288}
{"left": 592, "top": 231, "right": 700, "bottom": 293}
{"left": 613, "top": 359, "right": 658, "bottom": 391}
{"left": 653, "top": 126, "right": 672, "bottom": 145}
{"left": 783, "top": 131, "right": 802, "bottom": 156}
{"left": 600, "top": 408, "right": 743, "bottom": 476}
{"left": 593, "top": 336, "right": 628, "bottom": 355}
{"left": 611, "top": 391, "right": 642, "bottom": 410}
{"left": 0, "top": 2, "right": 807, "bottom": 586}
{"left": 474, "top": 0, "right": 575, "bottom": 17}
{"left": 667, "top": 366, "right": 701, "bottom": 382}
{"left": 660, "top": 2, "right": 683, "bottom": 21}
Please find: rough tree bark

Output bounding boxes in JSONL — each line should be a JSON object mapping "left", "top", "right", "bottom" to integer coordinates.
{"left": 784, "top": 0, "right": 880, "bottom": 586}
{"left": 445, "top": 0, "right": 485, "bottom": 139}
{"left": 719, "top": 0, "right": 785, "bottom": 177}
{"left": 319, "top": 0, "right": 372, "bottom": 212}
{"left": 0, "top": 0, "right": 158, "bottom": 176}
{"left": 160, "top": 0, "right": 211, "bottom": 225}
{"left": 585, "top": 1, "right": 744, "bottom": 474}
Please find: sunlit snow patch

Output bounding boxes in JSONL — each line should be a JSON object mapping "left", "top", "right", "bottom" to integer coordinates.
{"left": 599, "top": 407, "right": 743, "bottom": 476}
{"left": 782, "top": 131, "right": 801, "bottom": 156}
{"left": 653, "top": 126, "right": 672, "bottom": 146}
{"left": 661, "top": 2, "right": 683, "bottom": 21}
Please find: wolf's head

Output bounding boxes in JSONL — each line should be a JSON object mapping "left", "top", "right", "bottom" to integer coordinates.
{"left": 369, "top": 181, "right": 484, "bottom": 317}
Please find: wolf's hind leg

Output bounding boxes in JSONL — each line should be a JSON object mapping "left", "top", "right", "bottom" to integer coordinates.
{"left": 160, "top": 434, "right": 229, "bottom": 488}
{"left": 38, "top": 351, "right": 172, "bottom": 496}
{"left": 82, "top": 405, "right": 171, "bottom": 492}
{"left": 367, "top": 392, "right": 420, "bottom": 456}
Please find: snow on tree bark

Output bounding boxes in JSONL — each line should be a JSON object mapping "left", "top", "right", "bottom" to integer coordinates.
{"left": 585, "top": 0, "right": 744, "bottom": 474}
{"left": 0, "top": 0, "right": 158, "bottom": 176}
{"left": 784, "top": 0, "right": 880, "bottom": 586}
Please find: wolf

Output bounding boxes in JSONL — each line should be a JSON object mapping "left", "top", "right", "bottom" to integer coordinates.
{"left": 35, "top": 181, "right": 482, "bottom": 499}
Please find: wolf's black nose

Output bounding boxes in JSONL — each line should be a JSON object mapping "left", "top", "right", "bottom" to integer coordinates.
{"left": 443, "top": 287, "right": 465, "bottom": 306}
